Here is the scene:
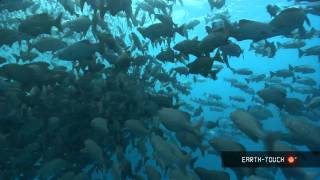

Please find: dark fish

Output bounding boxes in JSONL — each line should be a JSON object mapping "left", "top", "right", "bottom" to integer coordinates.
{"left": 208, "top": 0, "right": 226, "bottom": 10}
{"left": 29, "top": 37, "right": 67, "bottom": 53}
{"left": 18, "top": 13, "right": 63, "bottom": 36}
{"left": 106, "top": 0, "right": 132, "bottom": 17}
{"left": 199, "top": 32, "right": 229, "bottom": 55}
{"left": 156, "top": 48, "right": 175, "bottom": 63}
{"left": 270, "top": 8, "right": 310, "bottom": 36}
{"left": 58, "top": 0, "right": 76, "bottom": 15}
{"left": 62, "top": 16, "right": 91, "bottom": 34}
{"left": 0, "top": 56, "right": 6, "bottom": 64}
{"left": 277, "top": 40, "right": 306, "bottom": 49}
{"left": 248, "top": 105, "right": 273, "bottom": 121}
{"left": 194, "top": 167, "right": 230, "bottom": 180}
{"left": 187, "top": 56, "right": 214, "bottom": 77}
{"left": 219, "top": 42, "right": 243, "bottom": 59}
{"left": 0, "top": 0, "right": 34, "bottom": 12}
{"left": 0, "top": 28, "right": 31, "bottom": 46}
{"left": 284, "top": 98, "right": 305, "bottom": 115}
{"left": 173, "top": 38, "right": 202, "bottom": 57}
{"left": 258, "top": 87, "right": 287, "bottom": 109}
{"left": 299, "top": 45, "right": 320, "bottom": 59}
{"left": 55, "top": 40, "right": 102, "bottom": 62}
{"left": 231, "top": 19, "right": 276, "bottom": 41}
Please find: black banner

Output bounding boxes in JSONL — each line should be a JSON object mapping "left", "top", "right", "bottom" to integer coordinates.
{"left": 221, "top": 151, "right": 320, "bottom": 167}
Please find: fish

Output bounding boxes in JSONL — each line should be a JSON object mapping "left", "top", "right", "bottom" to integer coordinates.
{"left": 194, "top": 167, "right": 230, "bottom": 180}
{"left": 270, "top": 69, "right": 295, "bottom": 79}
{"left": 284, "top": 98, "right": 305, "bottom": 115}
{"left": 199, "top": 32, "right": 229, "bottom": 55}
{"left": 245, "top": 74, "right": 266, "bottom": 83}
{"left": 0, "top": 0, "right": 35, "bottom": 12}
{"left": 231, "top": 19, "right": 276, "bottom": 42}
{"left": 0, "top": 28, "right": 31, "bottom": 46}
{"left": 106, "top": 0, "right": 132, "bottom": 17}
{"left": 81, "top": 139, "right": 105, "bottom": 166}
{"left": 0, "top": 56, "right": 6, "bottom": 64}
{"left": 38, "top": 159, "right": 67, "bottom": 179}
{"left": 151, "top": 133, "right": 194, "bottom": 171}
{"left": 28, "top": 37, "right": 67, "bottom": 53}
{"left": 219, "top": 42, "right": 243, "bottom": 59}
{"left": 158, "top": 108, "right": 203, "bottom": 136}
{"left": 293, "top": 76, "right": 317, "bottom": 86}
{"left": 187, "top": 56, "right": 214, "bottom": 77}
{"left": 306, "top": 96, "right": 320, "bottom": 109}
{"left": 55, "top": 40, "right": 102, "bottom": 62}
{"left": 173, "top": 38, "right": 202, "bottom": 57}
{"left": 145, "top": 165, "right": 161, "bottom": 180}
{"left": 271, "top": 140, "right": 320, "bottom": 180}
{"left": 282, "top": 114, "right": 320, "bottom": 151}
{"left": 269, "top": 8, "right": 310, "bottom": 36}
{"left": 209, "top": 137, "right": 255, "bottom": 179}
{"left": 289, "top": 64, "right": 316, "bottom": 74}
{"left": 258, "top": 87, "right": 287, "bottom": 109}
{"left": 156, "top": 48, "right": 176, "bottom": 63}
{"left": 184, "top": 19, "right": 200, "bottom": 31}
{"left": 208, "top": 0, "right": 226, "bottom": 10}
{"left": 124, "top": 119, "right": 149, "bottom": 137}
{"left": 229, "top": 96, "right": 246, "bottom": 103}
{"left": 277, "top": 40, "right": 306, "bottom": 49}
{"left": 230, "top": 109, "right": 266, "bottom": 142}
{"left": 249, "top": 40, "right": 277, "bottom": 58}
{"left": 247, "top": 105, "right": 273, "bottom": 121}
{"left": 62, "top": 16, "right": 91, "bottom": 34}
{"left": 299, "top": 45, "right": 320, "bottom": 60}
{"left": 18, "top": 13, "right": 63, "bottom": 36}
{"left": 231, "top": 68, "right": 253, "bottom": 75}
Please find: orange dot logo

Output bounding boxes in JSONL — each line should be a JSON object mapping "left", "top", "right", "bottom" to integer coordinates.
{"left": 287, "top": 156, "right": 296, "bottom": 164}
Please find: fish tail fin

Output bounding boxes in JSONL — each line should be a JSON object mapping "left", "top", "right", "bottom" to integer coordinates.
{"left": 55, "top": 13, "right": 63, "bottom": 32}
{"left": 292, "top": 76, "right": 296, "bottom": 83}
{"left": 289, "top": 85, "right": 293, "bottom": 92}
{"left": 99, "top": 6, "right": 107, "bottom": 19}
{"left": 213, "top": 50, "right": 224, "bottom": 63}
{"left": 189, "top": 156, "right": 198, "bottom": 169}
{"left": 305, "top": 95, "right": 312, "bottom": 104}
{"left": 26, "top": 40, "right": 32, "bottom": 52}
{"left": 245, "top": 78, "right": 250, "bottom": 84}
{"left": 230, "top": 67, "right": 236, "bottom": 74}
{"left": 270, "top": 71, "right": 274, "bottom": 78}
{"left": 305, "top": 15, "right": 311, "bottom": 27}
{"left": 288, "top": 64, "right": 293, "bottom": 71}
{"left": 79, "top": 0, "right": 86, "bottom": 11}
{"left": 176, "top": 24, "right": 185, "bottom": 36}
{"left": 298, "top": 49, "right": 304, "bottom": 58}
{"left": 262, "top": 131, "right": 282, "bottom": 151}
{"left": 195, "top": 117, "right": 205, "bottom": 130}
{"left": 199, "top": 144, "right": 209, "bottom": 156}
{"left": 92, "top": 11, "right": 99, "bottom": 33}
{"left": 276, "top": 42, "right": 281, "bottom": 48}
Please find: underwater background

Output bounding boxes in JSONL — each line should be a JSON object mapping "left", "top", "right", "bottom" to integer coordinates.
{"left": 0, "top": 0, "right": 320, "bottom": 179}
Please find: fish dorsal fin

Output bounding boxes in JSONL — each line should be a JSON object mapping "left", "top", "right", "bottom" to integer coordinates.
{"left": 239, "top": 19, "right": 253, "bottom": 25}
{"left": 79, "top": 40, "right": 90, "bottom": 44}
{"left": 213, "top": 50, "right": 223, "bottom": 63}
